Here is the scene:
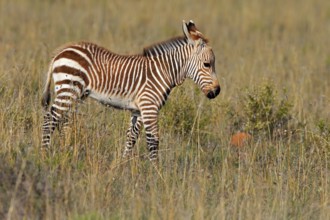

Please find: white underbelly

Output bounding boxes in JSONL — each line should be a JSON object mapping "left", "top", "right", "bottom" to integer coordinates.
{"left": 89, "top": 92, "right": 138, "bottom": 111}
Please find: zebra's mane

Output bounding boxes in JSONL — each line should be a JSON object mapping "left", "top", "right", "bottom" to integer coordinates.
{"left": 143, "top": 36, "right": 188, "bottom": 57}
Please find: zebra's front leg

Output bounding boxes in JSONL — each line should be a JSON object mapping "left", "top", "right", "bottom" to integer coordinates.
{"left": 141, "top": 109, "right": 159, "bottom": 161}
{"left": 123, "top": 113, "right": 142, "bottom": 158}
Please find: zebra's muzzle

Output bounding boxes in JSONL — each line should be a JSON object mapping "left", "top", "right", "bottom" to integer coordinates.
{"left": 206, "top": 85, "right": 221, "bottom": 99}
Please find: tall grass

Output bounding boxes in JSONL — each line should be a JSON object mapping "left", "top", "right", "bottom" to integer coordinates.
{"left": 0, "top": 0, "right": 329, "bottom": 219}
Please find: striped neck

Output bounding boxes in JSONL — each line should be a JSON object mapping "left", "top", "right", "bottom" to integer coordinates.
{"left": 143, "top": 36, "right": 192, "bottom": 87}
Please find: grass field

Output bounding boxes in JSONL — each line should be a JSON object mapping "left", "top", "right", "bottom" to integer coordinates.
{"left": 0, "top": 0, "right": 330, "bottom": 219}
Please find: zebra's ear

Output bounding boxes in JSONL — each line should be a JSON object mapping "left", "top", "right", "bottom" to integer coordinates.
{"left": 182, "top": 20, "right": 208, "bottom": 45}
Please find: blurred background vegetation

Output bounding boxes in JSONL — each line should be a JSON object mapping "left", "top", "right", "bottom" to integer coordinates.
{"left": 0, "top": 0, "right": 329, "bottom": 219}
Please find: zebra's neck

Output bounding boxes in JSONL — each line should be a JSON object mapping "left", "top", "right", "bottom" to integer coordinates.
{"left": 143, "top": 36, "right": 192, "bottom": 88}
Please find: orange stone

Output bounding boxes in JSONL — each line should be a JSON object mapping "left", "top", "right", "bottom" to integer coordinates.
{"left": 230, "top": 132, "right": 252, "bottom": 148}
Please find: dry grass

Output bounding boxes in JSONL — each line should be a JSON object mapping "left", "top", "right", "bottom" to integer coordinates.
{"left": 0, "top": 0, "right": 330, "bottom": 219}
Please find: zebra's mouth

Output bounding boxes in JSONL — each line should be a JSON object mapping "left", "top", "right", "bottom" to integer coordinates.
{"left": 206, "top": 85, "right": 221, "bottom": 99}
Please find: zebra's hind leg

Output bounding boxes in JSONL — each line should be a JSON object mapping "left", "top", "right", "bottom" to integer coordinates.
{"left": 41, "top": 110, "right": 56, "bottom": 151}
{"left": 41, "top": 89, "right": 80, "bottom": 154}
{"left": 41, "top": 106, "right": 67, "bottom": 153}
{"left": 123, "top": 113, "right": 142, "bottom": 159}
{"left": 58, "top": 112, "right": 75, "bottom": 148}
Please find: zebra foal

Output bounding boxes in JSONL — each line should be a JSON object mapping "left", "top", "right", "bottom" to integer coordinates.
{"left": 41, "top": 20, "right": 220, "bottom": 161}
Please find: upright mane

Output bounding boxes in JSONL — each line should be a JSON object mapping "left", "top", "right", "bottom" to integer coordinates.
{"left": 143, "top": 36, "right": 187, "bottom": 57}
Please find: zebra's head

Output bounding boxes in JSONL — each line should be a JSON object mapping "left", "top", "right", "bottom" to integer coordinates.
{"left": 182, "top": 20, "right": 221, "bottom": 99}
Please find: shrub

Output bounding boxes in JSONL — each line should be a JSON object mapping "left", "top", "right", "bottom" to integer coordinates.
{"left": 160, "top": 86, "right": 211, "bottom": 137}
{"left": 226, "top": 82, "right": 293, "bottom": 138}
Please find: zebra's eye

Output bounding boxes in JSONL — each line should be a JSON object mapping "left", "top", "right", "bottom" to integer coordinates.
{"left": 204, "top": 62, "right": 211, "bottom": 68}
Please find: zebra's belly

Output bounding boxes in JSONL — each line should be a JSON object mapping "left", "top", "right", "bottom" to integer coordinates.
{"left": 89, "top": 92, "right": 138, "bottom": 111}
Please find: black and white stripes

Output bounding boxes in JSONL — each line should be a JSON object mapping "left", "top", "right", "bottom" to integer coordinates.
{"left": 41, "top": 20, "right": 220, "bottom": 161}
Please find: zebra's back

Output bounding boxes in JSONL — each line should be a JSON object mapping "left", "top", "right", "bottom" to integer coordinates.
{"left": 51, "top": 42, "right": 147, "bottom": 111}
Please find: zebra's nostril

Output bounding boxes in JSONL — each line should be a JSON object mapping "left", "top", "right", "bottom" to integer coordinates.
{"left": 207, "top": 91, "right": 216, "bottom": 99}
{"left": 206, "top": 86, "right": 220, "bottom": 99}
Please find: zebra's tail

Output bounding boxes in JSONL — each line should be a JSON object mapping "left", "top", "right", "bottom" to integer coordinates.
{"left": 41, "top": 63, "right": 53, "bottom": 111}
